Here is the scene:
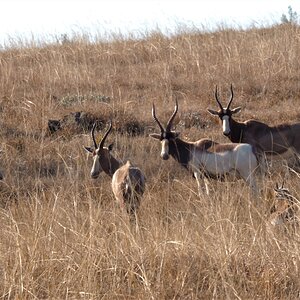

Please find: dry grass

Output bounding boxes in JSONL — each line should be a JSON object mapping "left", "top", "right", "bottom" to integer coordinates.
{"left": 0, "top": 23, "right": 299, "bottom": 299}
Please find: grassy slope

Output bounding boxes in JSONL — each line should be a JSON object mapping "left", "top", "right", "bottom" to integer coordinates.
{"left": 0, "top": 24, "right": 299, "bottom": 299}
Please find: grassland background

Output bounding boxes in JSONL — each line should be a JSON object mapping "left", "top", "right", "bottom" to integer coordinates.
{"left": 0, "top": 23, "right": 299, "bottom": 299}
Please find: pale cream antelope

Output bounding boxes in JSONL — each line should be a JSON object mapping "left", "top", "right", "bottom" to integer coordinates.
{"left": 268, "top": 182, "right": 299, "bottom": 227}
{"left": 84, "top": 122, "right": 146, "bottom": 216}
{"left": 207, "top": 85, "right": 300, "bottom": 166}
{"left": 150, "top": 99, "right": 261, "bottom": 196}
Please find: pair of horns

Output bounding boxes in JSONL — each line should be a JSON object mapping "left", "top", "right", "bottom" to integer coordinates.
{"left": 91, "top": 121, "right": 112, "bottom": 149}
{"left": 275, "top": 180, "right": 286, "bottom": 190}
{"left": 95, "top": 86, "right": 232, "bottom": 141}
{"left": 152, "top": 99, "right": 178, "bottom": 133}
{"left": 92, "top": 100, "right": 179, "bottom": 146}
{"left": 215, "top": 84, "right": 234, "bottom": 110}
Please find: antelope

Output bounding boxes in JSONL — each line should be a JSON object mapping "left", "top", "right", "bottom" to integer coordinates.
{"left": 84, "top": 122, "right": 146, "bottom": 216}
{"left": 268, "top": 182, "right": 299, "bottom": 227}
{"left": 150, "top": 99, "right": 261, "bottom": 196}
{"left": 207, "top": 85, "right": 300, "bottom": 167}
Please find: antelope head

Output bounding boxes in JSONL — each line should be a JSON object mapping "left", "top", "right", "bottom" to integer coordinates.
{"left": 84, "top": 122, "right": 114, "bottom": 179}
{"left": 149, "top": 99, "right": 179, "bottom": 160}
{"left": 274, "top": 181, "right": 295, "bottom": 202}
{"left": 207, "top": 84, "right": 241, "bottom": 136}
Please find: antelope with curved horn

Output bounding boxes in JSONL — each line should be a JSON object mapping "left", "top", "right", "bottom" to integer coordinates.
{"left": 84, "top": 121, "right": 146, "bottom": 216}
{"left": 207, "top": 85, "right": 300, "bottom": 165}
{"left": 150, "top": 99, "right": 261, "bottom": 196}
{"left": 268, "top": 181, "right": 299, "bottom": 227}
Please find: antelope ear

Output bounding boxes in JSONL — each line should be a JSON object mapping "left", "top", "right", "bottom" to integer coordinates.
{"left": 108, "top": 143, "right": 114, "bottom": 151}
{"left": 231, "top": 107, "right": 241, "bottom": 114}
{"left": 149, "top": 133, "right": 161, "bottom": 140}
{"left": 207, "top": 109, "right": 219, "bottom": 116}
{"left": 84, "top": 146, "right": 93, "bottom": 153}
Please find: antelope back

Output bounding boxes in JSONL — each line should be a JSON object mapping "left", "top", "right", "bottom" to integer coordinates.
{"left": 112, "top": 161, "right": 145, "bottom": 214}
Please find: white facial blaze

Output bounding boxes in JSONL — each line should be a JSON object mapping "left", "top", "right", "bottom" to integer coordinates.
{"left": 161, "top": 139, "right": 169, "bottom": 158}
{"left": 91, "top": 155, "right": 101, "bottom": 178}
{"left": 222, "top": 115, "right": 230, "bottom": 135}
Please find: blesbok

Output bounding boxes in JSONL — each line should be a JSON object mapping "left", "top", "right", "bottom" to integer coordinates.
{"left": 84, "top": 121, "right": 146, "bottom": 216}
{"left": 207, "top": 85, "right": 300, "bottom": 166}
{"left": 150, "top": 99, "right": 261, "bottom": 196}
{"left": 268, "top": 182, "right": 299, "bottom": 227}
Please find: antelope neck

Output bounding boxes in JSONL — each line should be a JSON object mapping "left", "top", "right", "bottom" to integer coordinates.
{"left": 227, "top": 117, "right": 245, "bottom": 143}
{"left": 101, "top": 154, "right": 121, "bottom": 177}
{"left": 168, "top": 138, "right": 191, "bottom": 169}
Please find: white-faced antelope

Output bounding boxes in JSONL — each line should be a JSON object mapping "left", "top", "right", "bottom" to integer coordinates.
{"left": 268, "top": 182, "right": 299, "bottom": 227}
{"left": 84, "top": 122, "right": 146, "bottom": 216}
{"left": 207, "top": 85, "right": 300, "bottom": 166}
{"left": 150, "top": 99, "right": 261, "bottom": 196}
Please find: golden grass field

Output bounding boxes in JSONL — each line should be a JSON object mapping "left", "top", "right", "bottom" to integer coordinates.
{"left": 0, "top": 23, "right": 299, "bottom": 299}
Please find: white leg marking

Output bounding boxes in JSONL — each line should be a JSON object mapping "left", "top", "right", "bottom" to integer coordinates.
{"left": 204, "top": 178, "right": 210, "bottom": 195}
{"left": 239, "top": 167, "right": 259, "bottom": 198}
{"left": 194, "top": 172, "right": 209, "bottom": 196}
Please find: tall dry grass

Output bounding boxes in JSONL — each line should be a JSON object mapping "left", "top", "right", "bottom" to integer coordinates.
{"left": 0, "top": 23, "right": 299, "bottom": 299}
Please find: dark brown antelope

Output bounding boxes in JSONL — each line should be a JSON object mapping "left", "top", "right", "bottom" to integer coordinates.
{"left": 268, "top": 182, "right": 299, "bottom": 227}
{"left": 150, "top": 99, "right": 261, "bottom": 196}
{"left": 84, "top": 122, "right": 146, "bottom": 216}
{"left": 207, "top": 85, "right": 300, "bottom": 164}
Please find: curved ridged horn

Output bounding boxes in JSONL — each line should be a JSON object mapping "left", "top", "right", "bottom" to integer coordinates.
{"left": 166, "top": 98, "right": 178, "bottom": 132}
{"left": 226, "top": 84, "right": 234, "bottom": 109}
{"left": 91, "top": 123, "right": 98, "bottom": 149}
{"left": 214, "top": 85, "right": 224, "bottom": 110}
{"left": 152, "top": 103, "right": 165, "bottom": 133}
{"left": 99, "top": 121, "right": 113, "bottom": 149}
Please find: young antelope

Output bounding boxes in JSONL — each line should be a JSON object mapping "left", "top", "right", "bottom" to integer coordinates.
{"left": 269, "top": 182, "right": 299, "bottom": 227}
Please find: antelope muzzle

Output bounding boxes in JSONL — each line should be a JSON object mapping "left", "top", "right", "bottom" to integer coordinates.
{"left": 160, "top": 139, "right": 170, "bottom": 160}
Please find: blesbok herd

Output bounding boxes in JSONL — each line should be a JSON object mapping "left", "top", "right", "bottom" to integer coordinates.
{"left": 83, "top": 85, "right": 299, "bottom": 228}
{"left": 150, "top": 99, "right": 261, "bottom": 196}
